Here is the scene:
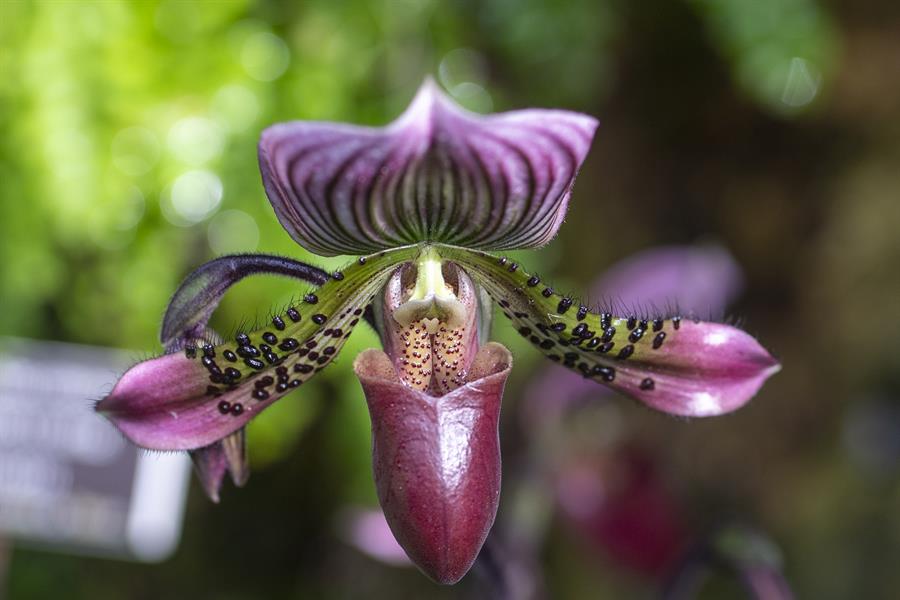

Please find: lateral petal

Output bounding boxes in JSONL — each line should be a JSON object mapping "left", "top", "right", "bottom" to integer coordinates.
{"left": 97, "top": 246, "right": 419, "bottom": 450}
{"left": 443, "top": 247, "right": 780, "bottom": 417}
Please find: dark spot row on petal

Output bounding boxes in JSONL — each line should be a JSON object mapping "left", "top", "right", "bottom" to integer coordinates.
{"left": 176, "top": 248, "right": 424, "bottom": 427}
{"left": 445, "top": 248, "right": 701, "bottom": 402}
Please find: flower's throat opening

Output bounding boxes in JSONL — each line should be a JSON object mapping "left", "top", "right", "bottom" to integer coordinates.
{"left": 392, "top": 248, "right": 468, "bottom": 330}
{"left": 382, "top": 248, "right": 479, "bottom": 397}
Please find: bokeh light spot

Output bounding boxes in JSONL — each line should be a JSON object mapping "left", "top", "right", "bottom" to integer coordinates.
{"left": 781, "top": 57, "right": 821, "bottom": 107}
{"left": 450, "top": 82, "right": 493, "bottom": 113}
{"left": 241, "top": 31, "right": 290, "bottom": 82}
{"left": 207, "top": 209, "right": 259, "bottom": 254}
{"left": 161, "top": 170, "right": 223, "bottom": 226}
{"left": 167, "top": 117, "right": 225, "bottom": 166}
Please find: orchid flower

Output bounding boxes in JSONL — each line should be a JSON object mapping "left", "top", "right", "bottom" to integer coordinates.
{"left": 97, "top": 79, "right": 780, "bottom": 584}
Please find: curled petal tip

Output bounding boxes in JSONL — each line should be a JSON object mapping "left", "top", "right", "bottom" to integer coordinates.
{"left": 643, "top": 322, "right": 780, "bottom": 418}
{"left": 160, "top": 254, "right": 329, "bottom": 350}
{"left": 355, "top": 342, "right": 512, "bottom": 584}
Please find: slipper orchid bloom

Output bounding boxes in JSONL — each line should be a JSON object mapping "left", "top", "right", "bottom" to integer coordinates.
{"left": 97, "top": 80, "right": 779, "bottom": 584}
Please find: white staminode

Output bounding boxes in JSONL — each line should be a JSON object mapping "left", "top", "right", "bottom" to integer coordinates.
{"left": 392, "top": 247, "right": 467, "bottom": 330}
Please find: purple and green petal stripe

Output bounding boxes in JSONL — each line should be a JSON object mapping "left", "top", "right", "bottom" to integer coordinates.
{"left": 523, "top": 244, "right": 744, "bottom": 421}
{"left": 441, "top": 246, "right": 780, "bottom": 417}
{"left": 258, "top": 79, "right": 598, "bottom": 256}
{"left": 161, "top": 254, "right": 329, "bottom": 351}
{"left": 97, "top": 246, "right": 419, "bottom": 450}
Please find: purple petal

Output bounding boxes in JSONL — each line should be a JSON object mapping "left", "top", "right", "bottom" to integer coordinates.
{"left": 607, "top": 321, "right": 779, "bottom": 416}
{"left": 340, "top": 507, "right": 412, "bottom": 566}
{"left": 97, "top": 247, "right": 419, "bottom": 450}
{"left": 189, "top": 443, "right": 228, "bottom": 503}
{"left": 189, "top": 428, "right": 248, "bottom": 502}
{"left": 555, "top": 446, "right": 686, "bottom": 576}
{"left": 593, "top": 244, "right": 744, "bottom": 318}
{"left": 442, "top": 247, "right": 780, "bottom": 417}
{"left": 354, "top": 342, "right": 512, "bottom": 584}
{"left": 258, "top": 78, "right": 598, "bottom": 256}
{"left": 161, "top": 254, "right": 329, "bottom": 350}
{"left": 523, "top": 244, "right": 744, "bottom": 422}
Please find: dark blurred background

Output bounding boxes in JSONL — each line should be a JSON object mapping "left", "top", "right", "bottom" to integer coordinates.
{"left": 1, "top": 0, "right": 898, "bottom": 598}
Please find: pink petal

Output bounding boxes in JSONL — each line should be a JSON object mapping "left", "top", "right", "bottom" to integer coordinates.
{"left": 341, "top": 507, "right": 412, "bottom": 566}
{"left": 96, "top": 352, "right": 260, "bottom": 450}
{"left": 611, "top": 321, "right": 780, "bottom": 417}
{"left": 556, "top": 446, "right": 686, "bottom": 576}
{"left": 190, "top": 429, "right": 249, "bottom": 502}
{"left": 594, "top": 244, "right": 743, "bottom": 317}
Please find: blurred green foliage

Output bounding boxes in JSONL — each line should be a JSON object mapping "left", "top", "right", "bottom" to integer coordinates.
{"left": 2, "top": 0, "right": 898, "bottom": 599}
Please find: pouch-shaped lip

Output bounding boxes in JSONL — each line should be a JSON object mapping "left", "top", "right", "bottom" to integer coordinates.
{"left": 354, "top": 342, "right": 512, "bottom": 584}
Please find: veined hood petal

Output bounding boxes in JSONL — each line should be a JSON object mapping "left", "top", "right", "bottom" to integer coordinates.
{"left": 354, "top": 342, "right": 512, "bottom": 584}
{"left": 259, "top": 78, "right": 598, "bottom": 256}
